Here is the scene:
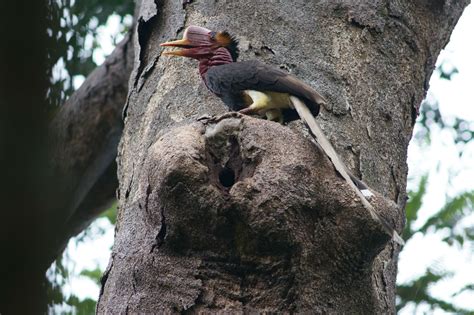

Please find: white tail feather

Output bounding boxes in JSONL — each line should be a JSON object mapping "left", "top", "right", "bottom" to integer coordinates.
{"left": 361, "top": 189, "right": 374, "bottom": 198}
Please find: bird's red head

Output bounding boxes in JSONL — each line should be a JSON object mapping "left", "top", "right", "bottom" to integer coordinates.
{"left": 160, "top": 25, "right": 239, "bottom": 61}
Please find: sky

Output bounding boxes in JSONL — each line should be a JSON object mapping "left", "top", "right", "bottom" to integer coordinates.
{"left": 400, "top": 4, "right": 474, "bottom": 313}
{"left": 56, "top": 5, "right": 474, "bottom": 313}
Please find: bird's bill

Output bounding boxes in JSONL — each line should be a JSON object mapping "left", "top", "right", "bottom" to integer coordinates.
{"left": 160, "top": 38, "right": 192, "bottom": 48}
{"left": 161, "top": 45, "right": 214, "bottom": 58}
{"left": 160, "top": 38, "right": 191, "bottom": 56}
{"left": 160, "top": 25, "right": 214, "bottom": 58}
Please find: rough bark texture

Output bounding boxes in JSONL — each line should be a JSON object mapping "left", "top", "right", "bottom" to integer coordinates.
{"left": 98, "top": 0, "right": 469, "bottom": 313}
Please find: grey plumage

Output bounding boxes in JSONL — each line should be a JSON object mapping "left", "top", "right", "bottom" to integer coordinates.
{"left": 204, "top": 60, "right": 326, "bottom": 119}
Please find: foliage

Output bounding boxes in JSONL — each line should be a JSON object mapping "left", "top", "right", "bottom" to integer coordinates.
{"left": 398, "top": 269, "right": 456, "bottom": 313}
{"left": 397, "top": 59, "right": 474, "bottom": 314}
{"left": 47, "top": 203, "right": 117, "bottom": 314}
{"left": 47, "top": 0, "right": 133, "bottom": 108}
{"left": 416, "top": 100, "right": 474, "bottom": 146}
{"left": 79, "top": 267, "right": 103, "bottom": 286}
{"left": 64, "top": 296, "right": 97, "bottom": 315}
{"left": 44, "top": 1, "right": 129, "bottom": 312}
{"left": 101, "top": 202, "right": 117, "bottom": 225}
{"left": 397, "top": 176, "right": 474, "bottom": 313}
{"left": 414, "top": 66, "right": 474, "bottom": 146}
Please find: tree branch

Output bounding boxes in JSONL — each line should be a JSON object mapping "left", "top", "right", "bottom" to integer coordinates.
{"left": 48, "top": 31, "right": 134, "bottom": 264}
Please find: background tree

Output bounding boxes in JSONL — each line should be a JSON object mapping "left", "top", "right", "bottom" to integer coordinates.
{"left": 0, "top": 0, "right": 133, "bottom": 312}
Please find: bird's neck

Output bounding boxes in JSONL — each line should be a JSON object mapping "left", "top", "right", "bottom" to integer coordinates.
{"left": 199, "top": 47, "right": 234, "bottom": 78}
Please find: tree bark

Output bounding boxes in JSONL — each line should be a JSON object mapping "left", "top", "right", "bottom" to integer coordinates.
{"left": 98, "top": 0, "right": 469, "bottom": 313}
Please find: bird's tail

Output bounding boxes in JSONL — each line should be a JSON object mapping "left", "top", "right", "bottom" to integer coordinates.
{"left": 290, "top": 96, "right": 404, "bottom": 245}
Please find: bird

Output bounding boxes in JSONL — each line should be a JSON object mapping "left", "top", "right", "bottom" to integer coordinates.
{"left": 160, "top": 25, "right": 404, "bottom": 245}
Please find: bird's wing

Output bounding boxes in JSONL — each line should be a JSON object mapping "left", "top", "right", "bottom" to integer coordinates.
{"left": 205, "top": 60, "right": 326, "bottom": 115}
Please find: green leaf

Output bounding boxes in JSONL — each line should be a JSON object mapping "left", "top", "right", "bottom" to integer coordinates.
{"left": 80, "top": 267, "right": 103, "bottom": 285}
{"left": 438, "top": 64, "right": 459, "bottom": 81}
{"left": 419, "top": 191, "right": 474, "bottom": 233}
{"left": 66, "top": 296, "right": 97, "bottom": 315}
{"left": 397, "top": 269, "right": 468, "bottom": 313}
{"left": 47, "top": 0, "right": 134, "bottom": 107}
{"left": 100, "top": 202, "right": 117, "bottom": 225}
{"left": 403, "top": 175, "right": 428, "bottom": 241}
{"left": 452, "top": 284, "right": 474, "bottom": 297}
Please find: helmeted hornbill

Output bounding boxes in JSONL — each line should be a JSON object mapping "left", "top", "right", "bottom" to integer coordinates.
{"left": 161, "top": 26, "right": 325, "bottom": 124}
{"left": 161, "top": 25, "right": 403, "bottom": 245}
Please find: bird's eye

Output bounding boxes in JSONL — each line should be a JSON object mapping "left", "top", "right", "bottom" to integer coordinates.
{"left": 209, "top": 31, "right": 217, "bottom": 40}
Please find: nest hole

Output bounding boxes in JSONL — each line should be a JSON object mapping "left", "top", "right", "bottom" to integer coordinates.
{"left": 219, "top": 167, "right": 236, "bottom": 188}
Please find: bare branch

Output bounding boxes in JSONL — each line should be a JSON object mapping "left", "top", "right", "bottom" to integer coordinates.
{"left": 48, "top": 31, "right": 134, "bottom": 264}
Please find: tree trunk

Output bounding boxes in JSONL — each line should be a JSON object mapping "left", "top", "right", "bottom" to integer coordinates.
{"left": 98, "top": 0, "right": 468, "bottom": 313}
